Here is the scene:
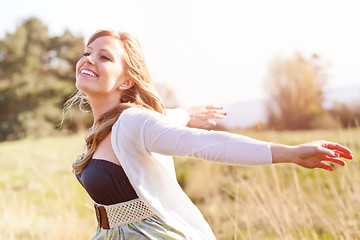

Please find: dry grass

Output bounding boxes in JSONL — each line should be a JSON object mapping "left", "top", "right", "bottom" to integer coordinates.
{"left": 0, "top": 134, "right": 96, "bottom": 240}
{"left": 0, "top": 128, "right": 359, "bottom": 239}
{"left": 178, "top": 128, "right": 360, "bottom": 239}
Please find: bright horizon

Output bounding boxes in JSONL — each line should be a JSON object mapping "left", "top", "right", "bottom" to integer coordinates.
{"left": 1, "top": 0, "right": 359, "bottom": 107}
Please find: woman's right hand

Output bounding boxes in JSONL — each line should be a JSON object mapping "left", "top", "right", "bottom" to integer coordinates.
{"left": 186, "top": 105, "right": 227, "bottom": 128}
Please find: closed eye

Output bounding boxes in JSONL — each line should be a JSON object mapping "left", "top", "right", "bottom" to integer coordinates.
{"left": 100, "top": 55, "right": 111, "bottom": 61}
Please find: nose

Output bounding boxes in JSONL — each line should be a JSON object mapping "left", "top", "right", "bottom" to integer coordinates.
{"left": 83, "top": 55, "right": 95, "bottom": 65}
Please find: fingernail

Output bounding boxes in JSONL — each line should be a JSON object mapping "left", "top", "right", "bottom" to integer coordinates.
{"left": 224, "top": 112, "right": 227, "bottom": 116}
{"left": 334, "top": 152, "right": 339, "bottom": 157}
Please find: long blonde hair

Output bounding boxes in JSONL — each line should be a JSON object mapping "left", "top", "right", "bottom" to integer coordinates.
{"left": 65, "top": 30, "right": 165, "bottom": 174}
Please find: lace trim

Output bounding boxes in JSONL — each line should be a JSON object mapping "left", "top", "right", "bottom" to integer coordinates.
{"left": 95, "top": 198, "right": 155, "bottom": 228}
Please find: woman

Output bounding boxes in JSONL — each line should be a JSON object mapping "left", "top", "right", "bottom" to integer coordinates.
{"left": 67, "top": 30, "right": 353, "bottom": 240}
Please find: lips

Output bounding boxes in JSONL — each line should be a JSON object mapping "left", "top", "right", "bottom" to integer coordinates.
{"left": 80, "top": 69, "right": 98, "bottom": 77}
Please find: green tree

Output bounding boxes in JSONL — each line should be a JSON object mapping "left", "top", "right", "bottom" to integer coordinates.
{"left": 0, "top": 17, "right": 87, "bottom": 141}
{"left": 264, "top": 53, "right": 328, "bottom": 130}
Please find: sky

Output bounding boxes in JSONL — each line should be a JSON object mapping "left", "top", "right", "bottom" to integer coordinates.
{"left": 1, "top": 0, "right": 359, "bottom": 107}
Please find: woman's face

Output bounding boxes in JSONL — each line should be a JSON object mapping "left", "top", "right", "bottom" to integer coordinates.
{"left": 75, "top": 36, "right": 125, "bottom": 98}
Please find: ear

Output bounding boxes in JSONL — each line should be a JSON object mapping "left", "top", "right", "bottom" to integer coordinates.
{"left": 119, "top": 78, "right": 135, "bottom": 90}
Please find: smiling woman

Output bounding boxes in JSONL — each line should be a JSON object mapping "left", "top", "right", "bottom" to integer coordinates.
{"left": 75, "top": 36, "right": 129, "bottom": 99}
{"left": 64, "top": 29, "right": 353, "bottom": 240}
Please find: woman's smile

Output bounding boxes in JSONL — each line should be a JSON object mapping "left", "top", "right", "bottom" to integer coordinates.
{"left": 79, "top": 68, "right": 99, "bottom": 78}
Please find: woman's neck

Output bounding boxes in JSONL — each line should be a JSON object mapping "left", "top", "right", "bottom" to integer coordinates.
{"left": 88, "top": 95, "right": 120, "bottom": 125}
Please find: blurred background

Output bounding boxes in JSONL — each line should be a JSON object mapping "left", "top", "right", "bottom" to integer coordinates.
{"left": 1, "top": 0, "right": 360, "bottom": 139}
{"left": 1, "top": 0, "right": 360, "bottom": 239}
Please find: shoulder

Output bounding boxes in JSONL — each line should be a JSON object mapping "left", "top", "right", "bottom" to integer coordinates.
{"left": 123, "top": 107, "right": 190, "bottom": 127}
{"left": 112, "top": 107, "right": 170, "bottom": 149}
{"left": 112, "top": 107, "right": 165, "bottom": 136}
{"left": 120, "top": 107, "right": 164, "bottom": 124}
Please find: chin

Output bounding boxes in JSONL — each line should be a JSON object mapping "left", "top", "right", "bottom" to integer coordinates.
{"left": 76, "top": 83, "right": 104, "bottom": 98}
{"left": 75, "top": 81, "right": 91, "bottom": 94}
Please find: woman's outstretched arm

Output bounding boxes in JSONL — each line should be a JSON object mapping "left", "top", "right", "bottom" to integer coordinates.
{"left": 119, "top": 107, "right": 353, "bottom": 170}
{"left": 271, "top": 141, "right": 353, "bottom": 171}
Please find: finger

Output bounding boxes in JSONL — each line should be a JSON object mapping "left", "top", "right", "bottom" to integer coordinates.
{"left": 322, "top": 156, "right": 346, "bottom": 166}
{"left": 205, "top": 105, "right": 223, "bottom": 110}
{"left": 197, "top": 119, "right": 217, "bottom": 127}
{"left": 317, "top": 146, "right": 351, "bottom": 160}
{"left": 205, "top": 120, "right": 217, "bottom": 126}
{"left": 207, "top": 109, "right": 226, "bottom": 114}
{"left": 203, "top": 109, "right": 225, "bottom": 115}
{"left": 322, "top": 142, "right": 353, "bottom": 158}
{"left": 318, "top": 162, "right": 334, "bottom": 171}
{"left": 335, "top": 152, "right": 353, "bottom": 160}
{"left": 206, "top": 112, "right": 226, "bottom": 119}
{"left": 317, "top": 146, "right": 339, "bottom": 158}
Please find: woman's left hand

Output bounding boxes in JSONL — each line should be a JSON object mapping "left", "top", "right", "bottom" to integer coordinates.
{"left": 292, "top": 141, "right": 353, "bottom": 171}
{"left": 271, "top": 141, "right": 353, "bottom": 171}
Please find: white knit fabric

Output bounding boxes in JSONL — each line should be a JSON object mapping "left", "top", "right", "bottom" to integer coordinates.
{"left": 96, "top": 198, "right": 154, "bottom": 228}
{"left": 111, "top": 107, "right": 273, "bottom": 240}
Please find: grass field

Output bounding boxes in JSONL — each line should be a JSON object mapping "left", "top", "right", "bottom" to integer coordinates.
{"left": 0, "top": 128, "right": 359, "bottom": 239}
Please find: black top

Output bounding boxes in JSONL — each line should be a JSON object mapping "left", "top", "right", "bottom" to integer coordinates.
{"left": 76, "top": 159, "right": 138, "bottom": 205}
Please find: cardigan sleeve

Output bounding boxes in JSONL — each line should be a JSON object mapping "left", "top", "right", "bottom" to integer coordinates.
{"left": 119, "top": 108, "right": 272, "bottom": 165}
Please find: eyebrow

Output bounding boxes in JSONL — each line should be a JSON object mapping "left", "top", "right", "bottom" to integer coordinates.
{"left": 85, "top": 47, "right": 116, "bottom": 59}
{"left": 85, "top": 46, "right": 111, "bottom": 53}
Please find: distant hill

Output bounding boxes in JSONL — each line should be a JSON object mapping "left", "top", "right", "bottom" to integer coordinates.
{"left": 324, "top": 85, "right": 360, "bottom": 110}
{"left": 216, "top": 85, "right": 360, "bottom": 129}
{"left": 217, "top": 99, "right": 267, "bottom": 129}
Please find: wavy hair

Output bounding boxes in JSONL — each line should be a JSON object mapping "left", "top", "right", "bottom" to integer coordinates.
{"left": 64, "top": 30, "right": 165, "bottom": 174}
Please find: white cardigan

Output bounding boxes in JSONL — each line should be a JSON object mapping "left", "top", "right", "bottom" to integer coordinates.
{"left": 111, "top": 107, "right": 272, "bottom": 240}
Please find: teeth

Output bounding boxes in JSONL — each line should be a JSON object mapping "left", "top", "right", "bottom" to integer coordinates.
{"left": 81, "top": 69, "right": 97, "bottom": 77}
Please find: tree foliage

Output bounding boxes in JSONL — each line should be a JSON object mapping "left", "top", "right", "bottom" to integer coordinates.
{"left": 328, "top": 102, "right": 360, "bottom": 128}
{"left": 264, "top": 53, "right": 328, "bottom": 130}
{"left": 0, "top": 17, "right": 182, "bottom": 141}
{"left": 0, "top": 17, "right": 88, "bottom": 141}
